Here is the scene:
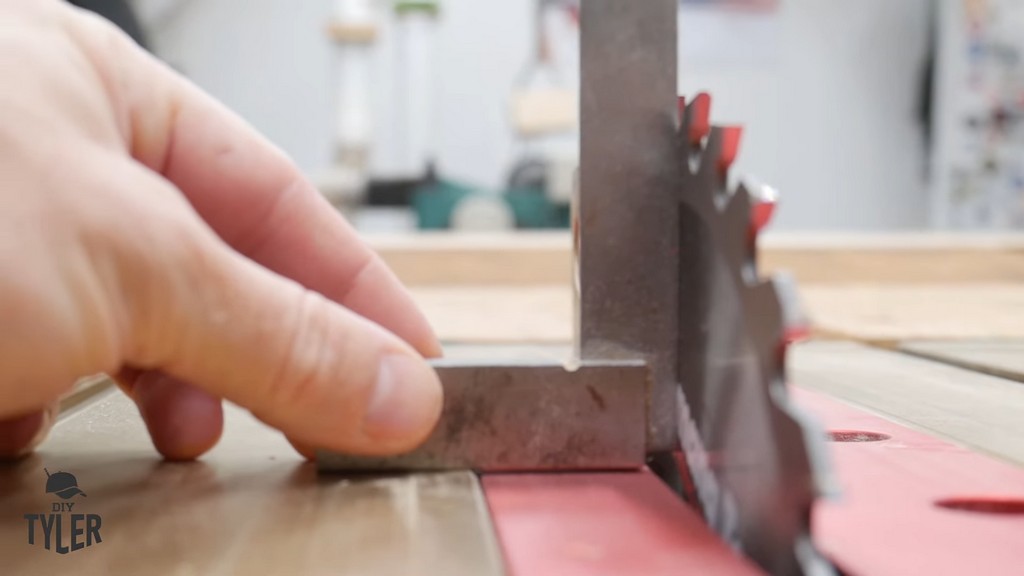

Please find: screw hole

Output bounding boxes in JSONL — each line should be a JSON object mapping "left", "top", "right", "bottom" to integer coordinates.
{"left": 828, "top": 430, "right": 891, "bottom": 443}
{"left": 936, "top": 497, "right": 1024, "bottom": 515}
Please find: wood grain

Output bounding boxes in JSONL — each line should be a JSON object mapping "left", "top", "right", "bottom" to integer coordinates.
{"left": 0, "top": 391, "right": 504, "bottom": 575}
{"left": 900, "top": 340, "right": 1024, "bottom": 384}
{"left": 791, "top": 341, "right": 1024, "bottom": 466}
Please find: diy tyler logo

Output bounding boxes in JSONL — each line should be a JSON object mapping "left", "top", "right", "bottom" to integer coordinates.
{"left": 24, "top": 469, "right": 103, "bottom": 554}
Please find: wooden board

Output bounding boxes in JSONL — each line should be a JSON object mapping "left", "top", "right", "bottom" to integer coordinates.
{"left": 370, "top": 232, "right": 574, "bottom": 287}
{"left": 0, "top": 391, "right": 504, "bottom": 575}
{"left": 413, "top": 284, "right": 1024, "bottom": 344}
{"left": 367, "top": 232, "right": 1024, "bottom": 286}
{"left": 760, "top": 247, "right": 1024, "bottom": 284}
{"left": 379, "top": 232, "right": 1024, "bottom": 343}
{"left": 443, "top": 344, "right": 572, "bottom": 362}
{"left": 791, "top": 341, "right": 1024, "bottom": 466}
{"left": 901, "top": 340, "right": 1024, "bottom": 383}
{"left": 413, "top": 286, "right": 573, "bottom": 344}
{"left": 802, "top": 284, "right": 1024, "bottom": 343}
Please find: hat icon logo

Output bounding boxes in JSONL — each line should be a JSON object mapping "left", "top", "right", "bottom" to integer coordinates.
{"left": 44, "top": 469, "right": 86, "bottom": 500}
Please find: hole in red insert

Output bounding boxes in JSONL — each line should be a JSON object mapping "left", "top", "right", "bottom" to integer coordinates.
{"left": 828, "top": 430, "right": 891, "bottom": 443}
{"left": 936, "top": 497, "right": 1024, "bottom": 515}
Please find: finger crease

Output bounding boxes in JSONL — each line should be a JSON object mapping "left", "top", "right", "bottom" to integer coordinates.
{"left": 233, "top": 178, "right": 304, "bottom": 259}
{"left": 335, "top": 254, "right": 377, "bottom": 305}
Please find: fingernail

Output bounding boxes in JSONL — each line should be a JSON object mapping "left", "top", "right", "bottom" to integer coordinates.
{"left": 364, "top": 354, "right": 442, "bottom": 443}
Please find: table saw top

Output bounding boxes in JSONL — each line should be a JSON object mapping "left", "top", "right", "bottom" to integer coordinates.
{"left": 4, "top": 232, "right": 1024, "bottom": 575}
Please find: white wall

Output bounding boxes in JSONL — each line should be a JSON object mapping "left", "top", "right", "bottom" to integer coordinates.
{"left": 679, "top": 2, "right": 932, "bottom": 230}
{"left": 144, "top": 0, "right": 337, "bottom": 177}
{"left": 142, "top": 0, "right": 932, "bottom": 230}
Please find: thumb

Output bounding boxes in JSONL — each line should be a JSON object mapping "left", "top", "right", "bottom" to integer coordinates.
{"left": 115, "top": 170, "right": 443, "bottom": 456}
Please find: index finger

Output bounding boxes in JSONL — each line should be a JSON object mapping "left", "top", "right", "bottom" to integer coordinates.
{"left": 72, "top": 13, "right": 440, "bottom": 357}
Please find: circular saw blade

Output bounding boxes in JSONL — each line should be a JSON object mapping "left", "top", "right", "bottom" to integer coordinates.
{"left": 675, "top": 93, "right": 835, "bottom": 576}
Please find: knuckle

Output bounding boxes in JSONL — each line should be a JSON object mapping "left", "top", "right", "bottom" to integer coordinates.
{"left": 262, "top": 290, "right": 339, "bottom": 415}
{"left": 151, "top": 219, "right": 224, "bottom": 360}
{"left": 63, "top": 4, "right": 134, "bottom": 52}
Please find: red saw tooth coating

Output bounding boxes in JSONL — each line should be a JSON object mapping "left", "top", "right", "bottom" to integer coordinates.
{"left": 688, "top": 93, "right": 711, "bottom": 145}
{"left": 751, "top": 199, "right": 776, "bottom": 235}
{"left": 782, "top": 325, "right": 811, "bottom": 348}
{"left": 717, "top": 126, "right": 743, "bottom": 174}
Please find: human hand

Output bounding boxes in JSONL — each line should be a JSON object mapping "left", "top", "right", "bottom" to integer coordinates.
{"left": 0, "top": 0, "right": 443, "bottom": 460}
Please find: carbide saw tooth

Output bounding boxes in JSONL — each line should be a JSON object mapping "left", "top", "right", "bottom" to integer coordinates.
{"left": 687, "top": 92, "right": 712, "bottom": 146}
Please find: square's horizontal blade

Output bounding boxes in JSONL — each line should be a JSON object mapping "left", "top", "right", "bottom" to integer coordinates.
{"left": 317, "top": 360, "right": 648, "bottom": 473}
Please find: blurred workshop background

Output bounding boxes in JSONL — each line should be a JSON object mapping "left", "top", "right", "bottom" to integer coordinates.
{"left": 85, "top": 0, "right": 1024, "bottom": 232}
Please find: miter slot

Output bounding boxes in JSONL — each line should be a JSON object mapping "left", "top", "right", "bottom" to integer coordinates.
{"left": 317, "top": 360, "right": 649, "bottom": 473}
